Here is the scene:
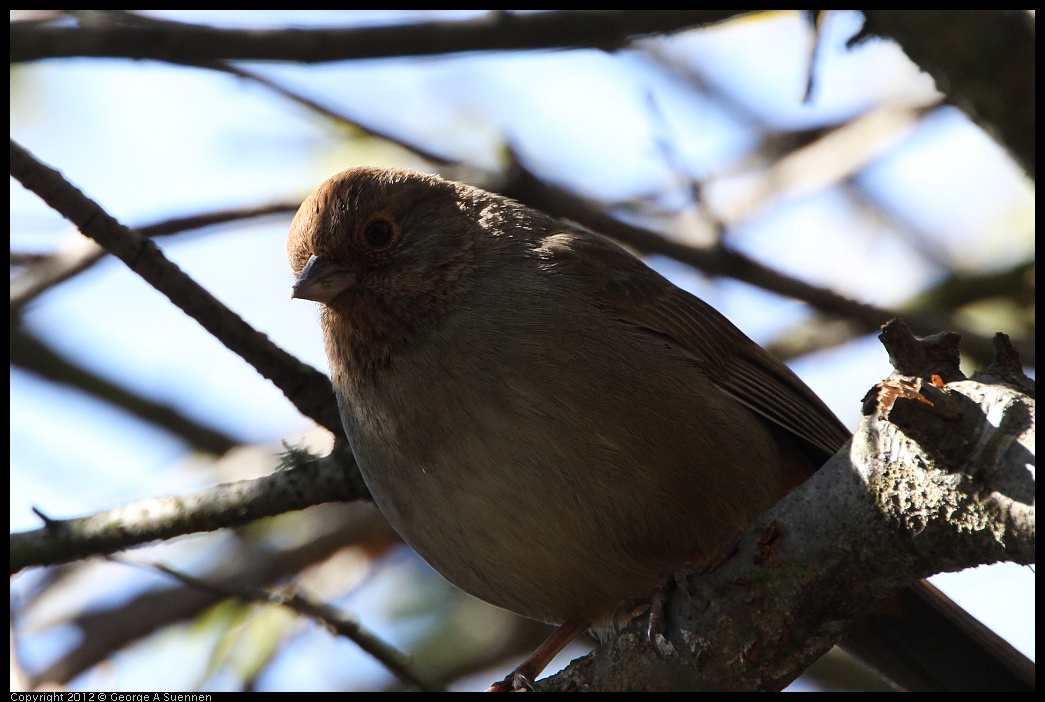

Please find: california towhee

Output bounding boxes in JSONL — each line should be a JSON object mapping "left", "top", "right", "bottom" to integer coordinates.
{"left": 288, "top": 167, "right": 1031, "bottom": 690}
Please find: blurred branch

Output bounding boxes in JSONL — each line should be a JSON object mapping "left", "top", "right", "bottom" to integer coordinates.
{"left": 9, "top": 139, "right": 343, "bottom": 436}
{"left": 11, "top": 202, "right": 298, "bottom": 314}
{"left": 856, "top": 10, "right": 1035, "bottom": 179}
{"left": 133, "top": 557, "right": 437, "bottom": 691}
{"left": 86, "top": 15, "right": 1025, "bottom": 371}
{"left": 700, "top": 104, "right": 937, "bottom": 226}
{"left": 27, "top": 502, "right": 396, "bottom": 686}
{"left": 766, "top": 262, "right": 1035, "bottom": 365}
{"left": 213, "top": 51, "right": 1023, "bottom": 366}
{"left": 194, "top": 61, "right": 459, "bottom": 166}
{"left": 26, "top": 498, "right": 554, "bottom": 692}
{"left": 10, "top": 10, "right": 748, "bottom": 64}
{"left": 10, "top": 324, "right": 238, "bottom": 455}
{"left": 905, "top": 261, "right": 1035, "bottom": 313}
{"left": 497, "top": 161, "right": 1019, "bottom": 366}
{"left": 10, "top": 440, "right": 366, "bottom": 573}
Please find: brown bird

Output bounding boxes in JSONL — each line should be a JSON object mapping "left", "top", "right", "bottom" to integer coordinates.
{"left": 288, "top": 166, "right": 1031, "bottom": 691}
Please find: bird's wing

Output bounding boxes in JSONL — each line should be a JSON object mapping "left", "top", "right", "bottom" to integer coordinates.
{"left": 535, "top": 228, "right": 850, "bottom": 457}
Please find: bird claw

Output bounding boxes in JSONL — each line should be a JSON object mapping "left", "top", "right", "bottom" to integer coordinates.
{"left": 612, "top": 594, "right": 650, "bottom": 635}
{"left": 651, "top": 630, "right": 678, "bottom": 659}
{"left": 486, "top": 671, "right": 535, "bottom": 692}
{"left": 615, "top": 567, "right": 695, "bottom": 658}
{"left": 645, "top": 570, "right": 676, "bottom": 656}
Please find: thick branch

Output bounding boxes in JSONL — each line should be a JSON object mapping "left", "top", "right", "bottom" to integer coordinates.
{"left": 858, "top": 11, "right": 1035, "bottom": 178}
{"left": 10, "top": 11, "right": 747, "bottom": 64}
{"left": 9, "top": 139, "right": 343, "bottom": 435}
{"left": 540, "top": 323, "right": 1034, "bottom": 691}
{"left": 10, "top": 441, "right": 366, "bottom": 573}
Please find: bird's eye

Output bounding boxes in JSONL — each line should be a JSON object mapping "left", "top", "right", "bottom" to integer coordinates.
{"left": 363, "top": 218, "right": 395, "bottom": 248}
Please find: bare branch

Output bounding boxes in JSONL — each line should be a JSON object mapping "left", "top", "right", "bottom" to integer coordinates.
{"left": 11, "top": 202, "right": 297, "bottom": 313}
{"left": 539, "top": 322, "right": 1034, "bottom": 690}
{"left": 9, "top": 139, "right": 343, "bottom": 435}
{"left": 857, "top": 11, "right": 1035, "bottom": 178}
{"left": 10, "top": 441, "right": 365, "bottom": 573}
{"left": 10, "top": 10, "right": 748, "bottom": 64}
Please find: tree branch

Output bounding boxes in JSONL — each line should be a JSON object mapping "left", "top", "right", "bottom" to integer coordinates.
{"left": 10, "top": 440, "right": 365, "bottom": 573}
{"left": 856, "top": 11, "right": 1035, "bottom": 178}
{"left": 11, "top": 202, "right": 298, "bottom": 313}
{"left": 9, "top": 139, "right": 343, "bottom": 436}
{"left": 10, "top": 325, "right": 239, "bottom": 455}
{"left": 539, "top": 321, "right": 1034, "bottom": 690}
{"left": 10, "top": 10, "right": 748, "bottom": 64}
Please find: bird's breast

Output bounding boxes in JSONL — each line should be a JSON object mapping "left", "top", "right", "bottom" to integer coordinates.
{"left": 329, "top": 295, "right": 785, "bottom": 624}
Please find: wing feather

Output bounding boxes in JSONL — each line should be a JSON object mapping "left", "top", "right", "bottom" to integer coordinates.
{"left": 536, "top": 229, "right": 851, "bottom": 456}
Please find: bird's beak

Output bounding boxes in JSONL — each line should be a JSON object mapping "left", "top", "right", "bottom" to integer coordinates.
{"left": 292, "top": 255, "right": 356, "bottom": 303}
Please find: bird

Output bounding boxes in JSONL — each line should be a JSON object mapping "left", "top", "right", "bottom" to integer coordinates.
{"left": 288, "top": 166, "right": 1032, "bottom": 691}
